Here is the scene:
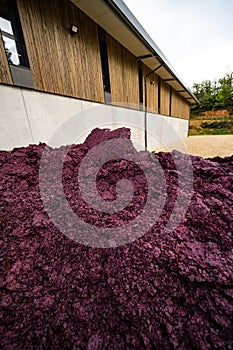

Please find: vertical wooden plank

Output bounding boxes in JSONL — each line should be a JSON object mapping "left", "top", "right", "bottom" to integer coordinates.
{"left": 0, "top": 33, "right": 13, "bottom": 84}
{"left": 171, "top": 90, "right": 190, "bottom": 119}
{"left": 160, "top": 80, "right": 170, "bottom": 115}
{"left": 106, "top": 34, "right": 123, "bottom": 103}
{"left": 143, "top": 64, "right": 159, "bottom": 113}
{"left": 17, "top": 0, "right": 104, "bottom": 102}
{"left": 171, "top": 90, "right": 178, "bottom": 117}
{"left": 107, "top": 34, "right": 139, "bottom": 109}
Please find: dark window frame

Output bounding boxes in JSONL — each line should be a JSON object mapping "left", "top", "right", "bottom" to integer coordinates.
{"left": 0, "top": 0, "right": 33, "bottom": 88}
{"left": 169, "top": 86, "right": 172, "bottom": 116}
{"left": 0, "top": 0, "right": 29, "bottom": 68}
{"left": 158, "top": 76, "right": 161, "bottom": 114}
{"left": 98, "top": 26, "right": 111, "bottom": 103}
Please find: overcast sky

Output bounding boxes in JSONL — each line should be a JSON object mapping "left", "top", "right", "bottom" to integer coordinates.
{"left": 123, "top": 0, "right": 233, "bottom": 89}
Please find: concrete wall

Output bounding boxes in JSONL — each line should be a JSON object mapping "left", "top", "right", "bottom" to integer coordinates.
{"left": 0, "top": 85, "right": 189, "bottom": 151}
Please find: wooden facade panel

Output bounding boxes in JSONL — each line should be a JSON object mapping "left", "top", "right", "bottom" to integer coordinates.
{"left": 107, "top": 35, "right": 124, "bottom": 103}
{"left": 171, "top": 90, "right": 190, "bottom": 119}
{"left": 107, "top": 34, "right": 139, "bottom": 109}
{"left": 160, "top": 80, "right": 170, "bottom": 116}
{"left": 17, "top": 0, "right": 104, "bottom": 102}
{"left": 0, "top": 33, "right": 13, "bottom": 84}
{"left": 143, "top": 64, "right": 158, "bottom": 113}
{"left": 0, "top": 0, "right": 191, "bottom": 120}
{"left": 141, "top": 63, "right": 190, "bottom": 118}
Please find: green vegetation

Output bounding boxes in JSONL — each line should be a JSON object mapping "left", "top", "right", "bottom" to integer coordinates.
{"left": 189, "top": 72, "right": 233, "bottom": 135}
{"left": 191, "top": 72, "right": 233, "bottom": 116}
{"left": 200, "top": 120, "right": 233, "bottom": 129}
{"left": 189, "top": 115, "right": 233, "bottom": 136}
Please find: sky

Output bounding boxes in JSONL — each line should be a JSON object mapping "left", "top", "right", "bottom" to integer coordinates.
{"left": 123, "top": 0, "right": 233, "bottom": 89}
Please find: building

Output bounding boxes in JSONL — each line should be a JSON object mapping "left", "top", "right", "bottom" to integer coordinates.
{"left": 0, "top": 0, "right": 198, "bottom": 150}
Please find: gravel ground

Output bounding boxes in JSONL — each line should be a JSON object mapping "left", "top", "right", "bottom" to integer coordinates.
{"left": 154, "top": 135, "right": 233, "bottom": 158}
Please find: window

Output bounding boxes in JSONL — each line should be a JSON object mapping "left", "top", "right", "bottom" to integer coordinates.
{"left": 0, "top": 0, "right": 33, "bottom": 87}
{"left": 1, "top": 16, "right": 20, "bottom": 65}
{"left": 0, "top": 0, "right": 29, "bottom": 67}
{"left": 158, "top": 76, "right": 161, "bottom": 114}
{"left": 169, "top": 86, "right": 172, "bottom": 116}
{"left": 98, "top": 26, "right": 111, "bottom": 103}
{"left": 138, "top": 61, "right": 143, "bottom": 110}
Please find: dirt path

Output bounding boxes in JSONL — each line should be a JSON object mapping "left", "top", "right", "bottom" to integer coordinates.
{"left": 154, "top": 135, "right": 233, "bottom": 158}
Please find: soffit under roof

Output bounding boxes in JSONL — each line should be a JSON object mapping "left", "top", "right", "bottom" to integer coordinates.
{"left": 72, "top": 0, "right": 151, "bottom": 57}
{"left": 71, "top": 0, "right": 198, "bottom": 105}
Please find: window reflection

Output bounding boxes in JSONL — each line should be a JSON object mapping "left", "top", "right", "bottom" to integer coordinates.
{"left": 0, "top": 0, "right": 32, "bottom": 88}
{"left": 0, "top": 16, "right": 21, "bottom": 65}
{"left": 2, "top": 35, "right": 20, "bottom": 65}
{"left": 0, "top": 17, "right": 13, "bottom": 34}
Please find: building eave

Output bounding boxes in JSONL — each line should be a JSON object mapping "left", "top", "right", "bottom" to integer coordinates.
{"left": 71, "top": 0, "right": 199, "bottom": 105}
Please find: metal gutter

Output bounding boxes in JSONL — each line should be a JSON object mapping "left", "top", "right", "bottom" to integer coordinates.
{"left": 102, "top": 0, "right": 199, "bottom": 104}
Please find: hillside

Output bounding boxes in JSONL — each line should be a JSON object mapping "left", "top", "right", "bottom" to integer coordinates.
{"left": 189, "top": 109, "right": 233, "bottom": 135}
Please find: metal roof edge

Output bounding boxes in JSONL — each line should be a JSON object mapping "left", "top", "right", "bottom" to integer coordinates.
{"left": 103, "top": 0, "right": 199, "bottom": 104}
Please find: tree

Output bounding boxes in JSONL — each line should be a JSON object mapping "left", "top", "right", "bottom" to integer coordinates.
{"left": 215, "top": 73, "right": 233, "bottom": 111}
{"left": 191, "top": 72, "right": 233, "bottom": 115}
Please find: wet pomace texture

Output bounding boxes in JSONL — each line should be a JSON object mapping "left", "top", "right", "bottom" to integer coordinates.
{"left": 0, "top": 128, "right": 233, "bottom": 349}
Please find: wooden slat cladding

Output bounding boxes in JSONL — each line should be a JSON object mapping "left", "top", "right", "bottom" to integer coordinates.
{"left": 0, "top": 33, "right": 13, "bottom": 84}
{"left": 160, "top": 80, "right": 170, "bottom": 116}
{"left": 107, "top": 34, "right": 139, "bottom": 109}
{"left": 171, "top": 90, "right": 190, "bottom": 119}
{"left": 141, "top": 65, "right": 190, "bottom": 118}
{"left": 17, "top": 0, "right": 104, "bottom": 102}
{"left": 143, "top": 64, "right": 158, "bottom": 113}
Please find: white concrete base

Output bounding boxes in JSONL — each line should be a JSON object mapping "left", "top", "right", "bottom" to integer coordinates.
{"left": 0, "top": 85, "right": 189, "bottom": 151}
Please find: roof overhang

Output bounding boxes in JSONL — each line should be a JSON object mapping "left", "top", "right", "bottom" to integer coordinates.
{"left": 71, "top": 0, "right": 199, "bottom": 104}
